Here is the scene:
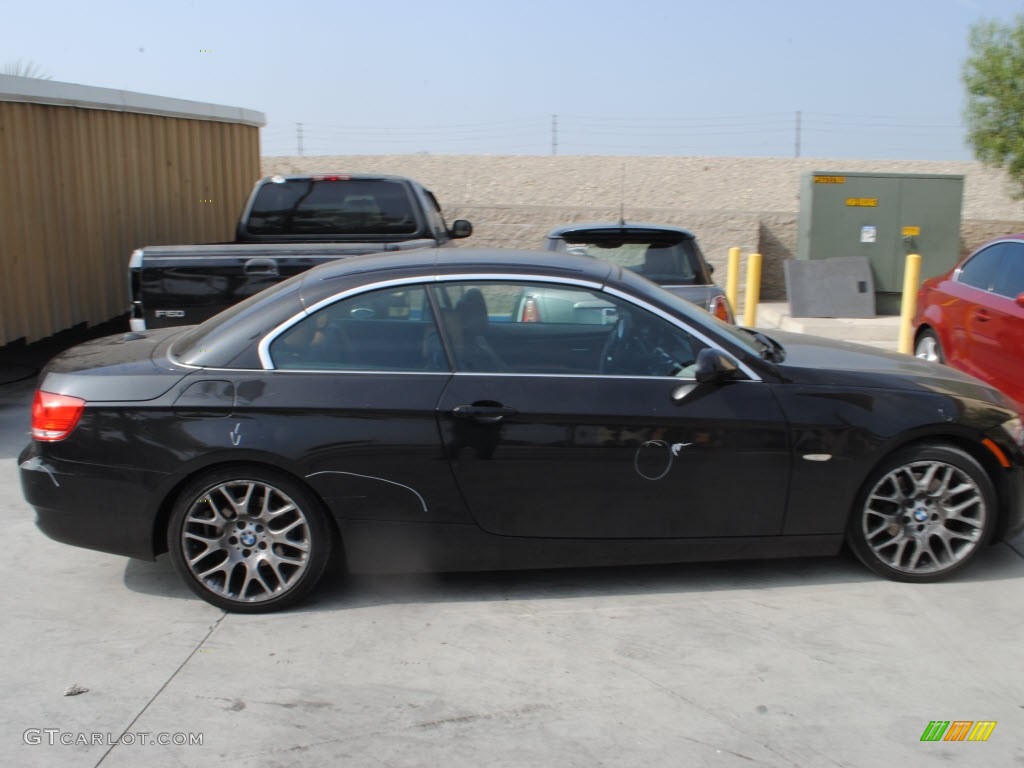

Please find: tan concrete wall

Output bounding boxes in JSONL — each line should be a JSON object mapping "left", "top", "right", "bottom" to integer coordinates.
{"left": 264, "top": 155, "right": 1024, "bottom": 301}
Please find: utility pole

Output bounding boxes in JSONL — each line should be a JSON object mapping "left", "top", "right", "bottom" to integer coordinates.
{"left": 794, "top": 111, "right": 801, "bottom": 158}
{"left": 552, "top": 114, "right": 558, "bottom": 156}
{"left": 297, "top": 122, "right": 304, "bottom": 157}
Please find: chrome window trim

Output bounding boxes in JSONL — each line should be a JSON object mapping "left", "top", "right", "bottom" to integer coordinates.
{"left": 258, "top": 276, "right": 438, "bottom": 369}
{"left": 258, "top": 273, "right": 605, "bottom": 369}
{"left": 447, "top": 371, "right": 761, "bottom": 383}
{"left": 174, "top": 367, "right": 760, "bottom": 383}
{"left": 210, "top": 368, "right": 455, "bottom": 376}
{"left": 255, "top": 271, "right": 758, "bottom": 380}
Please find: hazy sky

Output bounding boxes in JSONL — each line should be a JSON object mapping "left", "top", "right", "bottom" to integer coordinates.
{"left": 3, "top": 0, "right": 1020, "bottom": 159}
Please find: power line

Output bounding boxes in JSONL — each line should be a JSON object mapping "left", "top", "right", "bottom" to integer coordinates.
{"left": 257, "top": 112, "right": 970, "bottom": 159}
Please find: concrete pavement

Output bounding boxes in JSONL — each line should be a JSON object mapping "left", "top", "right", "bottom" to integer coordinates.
{"left": 2, "top": 324, "right": 1024, "bottom": 767}
{"left": 754, "top": 303, "right": 902, "bottom": 352}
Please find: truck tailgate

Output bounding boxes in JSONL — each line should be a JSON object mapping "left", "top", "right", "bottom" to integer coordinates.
{"left": 132, "top": 240, "right": 435, "bottom": 329}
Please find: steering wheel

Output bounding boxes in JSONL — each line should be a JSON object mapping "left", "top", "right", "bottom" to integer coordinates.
{"left": 599, "top": 311, "right": 635, "bottom": 374}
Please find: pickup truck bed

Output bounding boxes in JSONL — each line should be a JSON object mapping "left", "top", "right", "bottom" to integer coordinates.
{"left": 130, "top": 240, "right": 436, "bottom": 330}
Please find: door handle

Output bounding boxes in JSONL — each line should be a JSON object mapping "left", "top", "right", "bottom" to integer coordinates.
{"left": 244, "top": 257, "right": 279, "bottom": 276}
{"left": 452, "top": 404, "right": 518, "bottom": 424}
{"left": 973, "top": 309, "right": 991, "bottom": 322}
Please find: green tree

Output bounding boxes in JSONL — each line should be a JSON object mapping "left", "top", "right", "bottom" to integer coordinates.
{"left": 964, "top": 16, "right": 1024, "bottom": 198}
{"left": 1, "top": 59, "right": 52, "bottom": 79}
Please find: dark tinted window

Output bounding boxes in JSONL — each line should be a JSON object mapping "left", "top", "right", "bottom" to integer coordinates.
{"left": 421, "top": 188, "right": 448, "bottom": 235}
{"left": 430, "top": 281, "right": 706, "bottom": 377}
{"left": 269, "top": 285, "right": 445, "bottom": 371}
{"left": 993, "top": 242, "right": 1024, "bottom": 298}
{"left": 958, "top": 244, "right": 1005, "bottom": 291}
{"left": 171, "top": 275, "right": 302, "bottom": 367}
{"left": 551, "top": 230, "right": 708, "bottom": 285}
{"left": 246, "top": 179, "right": 418, "bottom": 236}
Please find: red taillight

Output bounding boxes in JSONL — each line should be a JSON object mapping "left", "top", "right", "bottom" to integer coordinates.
{"left": 710, "top": 295, "right": 734, "bottom": 323}
{"left": 312, "top": 174, "right": 350, "bottom": 181}
{"left": 32, "top": 391, "right": 86, "bottom": 441}
{"left": 520, "top": 296, "right": 541, "bottom": 323}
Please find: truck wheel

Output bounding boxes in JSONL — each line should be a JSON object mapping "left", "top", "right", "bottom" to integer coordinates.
{"left": 168, "top": 467, "right": 333, "bottom": 612}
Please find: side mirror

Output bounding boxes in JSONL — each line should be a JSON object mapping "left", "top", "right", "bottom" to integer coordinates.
{"left": 694, "top": 348, "right": 740, "bottom": 384}
{"left": 707, "top": 264, "right": 715, "bottom": 274}
{"left": 1016, "top": 292, "right": 1024, "bottom": 309}
{"left": 449, "top": 220, "right": 473, "bottom": 239}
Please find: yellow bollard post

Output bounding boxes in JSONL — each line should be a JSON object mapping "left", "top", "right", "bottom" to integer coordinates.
{"left": 743, "top": 253, "right": 763, "bottom": 327}
{"left": 725, "top": 246, "right": 740, "bottom": 316}
{"left": 897, "top": 253, "right": 922, "bottom": 355}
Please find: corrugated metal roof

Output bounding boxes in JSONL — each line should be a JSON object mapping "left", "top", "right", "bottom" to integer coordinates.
{"left": 0, "top": 75, "right": 265, "bottom": 127}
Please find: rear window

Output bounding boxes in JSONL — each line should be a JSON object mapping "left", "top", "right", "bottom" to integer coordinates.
{"left": 245, "top": 178, "right": 419, "bottom": 236}
{"left": 170, "top": 274, "right": 302, "bottom": 366}
{"left": 551, "top": 230, "right": 708, "bottom": 285}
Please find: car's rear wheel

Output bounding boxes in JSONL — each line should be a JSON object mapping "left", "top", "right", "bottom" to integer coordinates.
{"left": 168, "top": 467, "right": 333, "bottom": 612}
{"left": 847, "top": 444, "right": 996, "bottom": 582}
{"left": 914, "top": 329, "right": 944, "bottom": 363}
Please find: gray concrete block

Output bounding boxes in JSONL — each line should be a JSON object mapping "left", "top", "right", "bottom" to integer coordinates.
{"left": 785, "top": 256, "right": 876, "bottom": 318}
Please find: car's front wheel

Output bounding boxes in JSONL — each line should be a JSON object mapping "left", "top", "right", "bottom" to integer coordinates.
{"left": 914, "top": 329, "right": 944, "bottom": 363}
{"left": 168, "top": 467, "right": 333, "bottom": 612}
{"left": 847, "top": 444, "right": 996, "bottom": 582}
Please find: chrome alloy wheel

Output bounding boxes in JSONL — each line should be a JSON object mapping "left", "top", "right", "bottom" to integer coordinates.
{"left": 181, "top": 480, "right": 312, "bottom": 604}
{"left": 861, "top": 460, "right": 986, "bottom": 575}
{"left": 914, "top": 336, "right": 941, "bottom": 362}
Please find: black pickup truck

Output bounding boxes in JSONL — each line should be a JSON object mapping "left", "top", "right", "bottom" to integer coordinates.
{"left": 129, "top": 173, "right": 472, "bottom": 330}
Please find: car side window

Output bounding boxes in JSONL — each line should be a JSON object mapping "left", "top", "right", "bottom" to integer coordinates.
{"left": 430, "top": 281, "right": 706, "bottom": 377}
{"left": 958, "top": 244, "right": 1005, "bottom": 291}
{"left": 269, "top": 285, "right": 446, "bottom": 371}
{"left": 992, "top": 243, "right": 1024, "bottom": 299}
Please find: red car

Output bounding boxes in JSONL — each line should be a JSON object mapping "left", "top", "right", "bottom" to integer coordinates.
{"left": 913, "top": 235, "right": 1024, "bottom": 414}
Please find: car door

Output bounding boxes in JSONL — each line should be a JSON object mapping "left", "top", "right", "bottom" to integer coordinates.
{"left": 946, "top": 242, "right": 1006, "bottom": 379}
{"left": 432, "top": 279, "right": 791, "bottom": 540}
{"left": 255, "top": 282, "right": 465, "bottom": 524}
{"left": 982, "top": 242, "right": 1024, "bottom": 410}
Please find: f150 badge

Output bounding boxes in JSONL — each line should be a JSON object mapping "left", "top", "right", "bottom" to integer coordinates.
{"left": 155, "top": 310, "right": 186, "bottom": 318}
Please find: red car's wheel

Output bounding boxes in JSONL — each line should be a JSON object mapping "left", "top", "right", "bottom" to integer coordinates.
{"left": 914, "top": 329, "right": 945, "bottom": 364}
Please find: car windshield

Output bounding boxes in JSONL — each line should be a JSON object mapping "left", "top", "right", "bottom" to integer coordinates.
{"left": 246, "top": 178, "right": 419, "bottom": 236}
{"left": 551, "top": 229, "right": 707, "bottom": 285}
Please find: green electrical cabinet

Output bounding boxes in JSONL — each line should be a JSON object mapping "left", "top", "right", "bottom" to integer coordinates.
{"left": 796, "top": 171, "right": 964, "bottom": 314}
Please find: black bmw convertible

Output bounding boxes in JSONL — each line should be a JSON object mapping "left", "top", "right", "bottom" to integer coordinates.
{"left": 19, "top": 249, "right": 1024, "bottom": 612}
